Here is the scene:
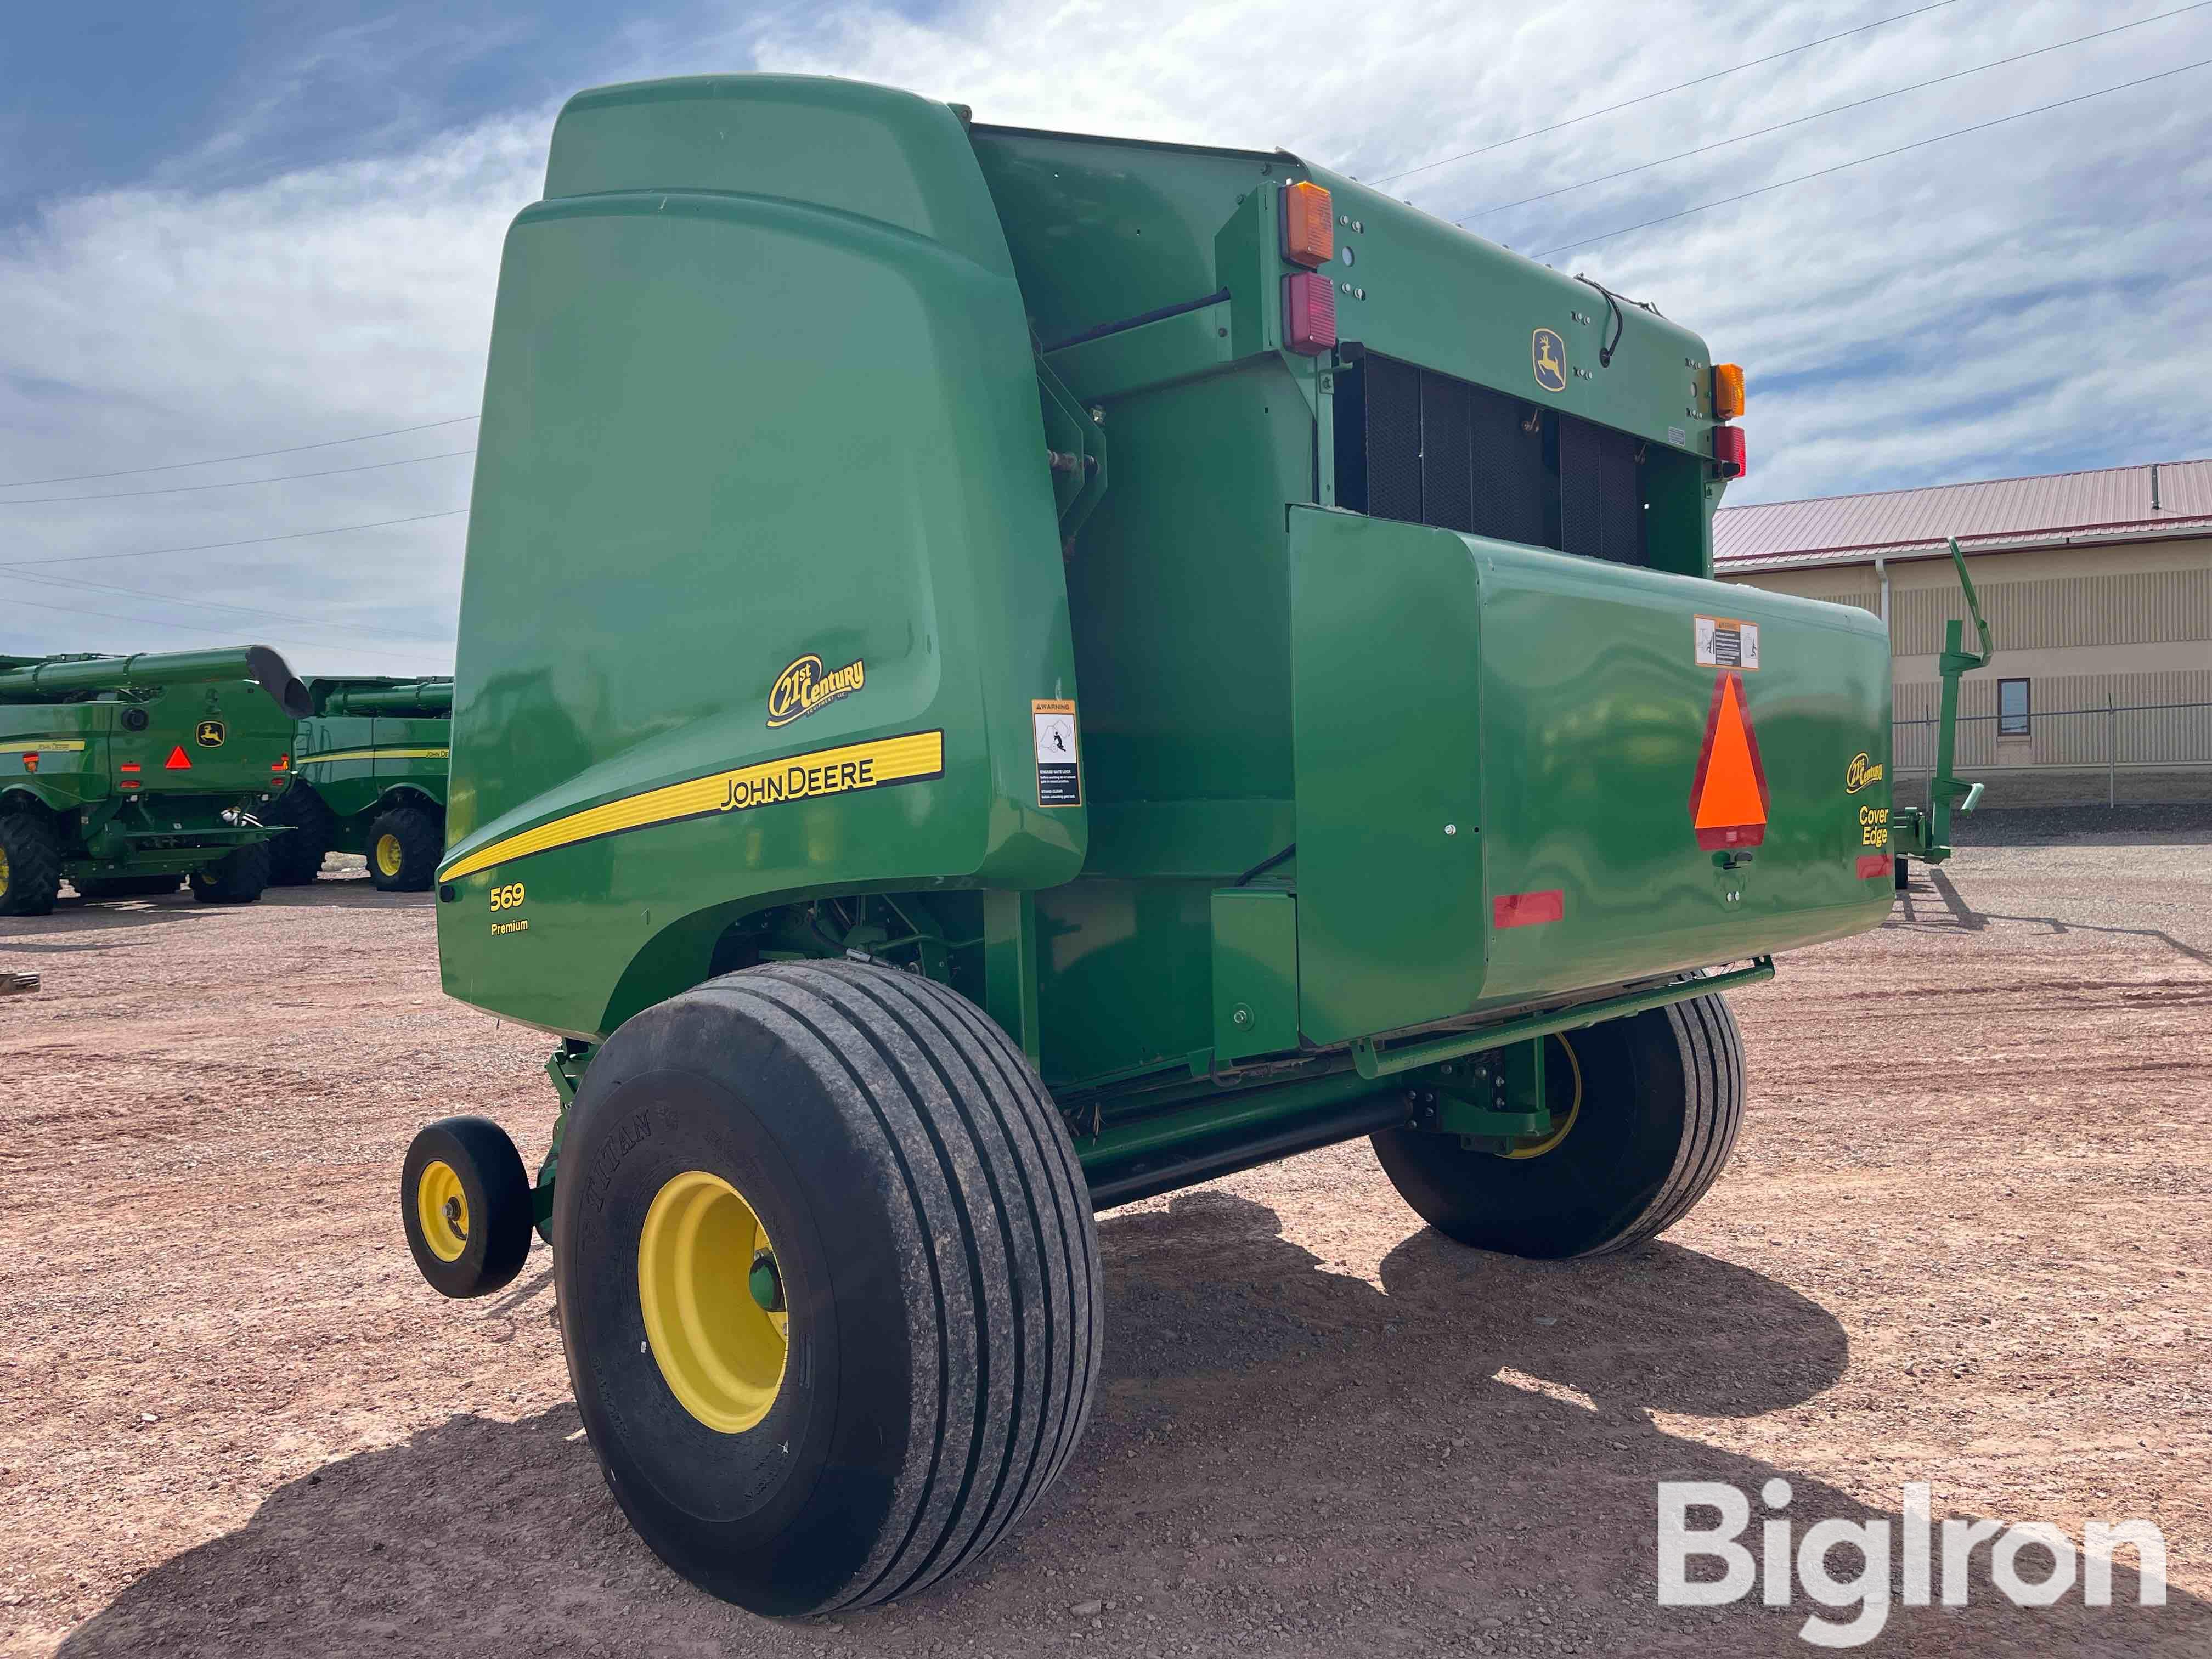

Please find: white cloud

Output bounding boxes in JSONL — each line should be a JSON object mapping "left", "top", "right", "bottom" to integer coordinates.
{"left": 3, "top": 0, "right": 2208, "bottom": 670}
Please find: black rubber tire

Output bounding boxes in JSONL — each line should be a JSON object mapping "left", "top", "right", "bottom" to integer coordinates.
{"left": 402, "top": 1115, "right": 534, "bottom": 1298}
{"left": 0, "top": 810, "right": 63, "bottom": 918}
{"left": 266, "top": 783, "right": 337, "bottom": 885}
{"left": 72, "top": 873, "right": 185, "bottom": 899}
{"left": 188, "top": 842, "right": 270, "bottom": 905}
{"left": 1372, "top": 990, "right": 1746, "bottom": 1259}
{"left": 364, "top": 805, "right": 440, "bottom": 892}
{"left": 1894, "top": 854, "right": 1911, "bottom": 891}
{"left": 554, "top": 960, "right": 1102, "bottom": 1617}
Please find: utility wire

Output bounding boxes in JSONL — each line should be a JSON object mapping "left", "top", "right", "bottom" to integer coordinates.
{"left": 0, "top": 415, "right": 478, "bottom": 489}
{"left": 1528, "top": 58, "right": 2212, "bottom": 260}
{"left": 0, "top": 507, "right": 468, "bottom": 570}
{"left": 0, "top": 589, "right": 449, "bottom": 663}
{"left": 1456, "top": 2, "right": 2211, "bottom": 224}
{"left": 1370, "top": 0, "right": 1961, "bottom": 187}
{"left": 0, "top": 566, "right": 444, "bottom": 644}
{"left": 0, "top": 448, "right": 476, "bottom": 505}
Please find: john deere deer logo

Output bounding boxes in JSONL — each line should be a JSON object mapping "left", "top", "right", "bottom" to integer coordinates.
{"left": 194, "top": 720, "right": 227, "bottom": 747}
{"left": 1532, "top": 329, "right": 1567, "bottom": 393}
{"left": 766, "top": 654, "right": 865, "bottom": 729}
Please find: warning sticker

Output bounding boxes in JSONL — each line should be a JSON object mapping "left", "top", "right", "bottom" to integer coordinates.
{"left": 1032, "top": 699, "right": 1081, "bottom": 808}
{"left": 1688, "top": 672, "right": 1770, "bottom": 851}
{"left": 1694, "top": 614, "right": 1760, "bottom": 671}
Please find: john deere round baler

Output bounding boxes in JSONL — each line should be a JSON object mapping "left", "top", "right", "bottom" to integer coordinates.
{"left": 404, "top": 75, "right": 1965, "bottom": 1616}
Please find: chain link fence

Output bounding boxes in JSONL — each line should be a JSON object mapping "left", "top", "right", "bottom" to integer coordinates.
{"left": 1892, "top": 697, "right": 2212, "bottom": 806}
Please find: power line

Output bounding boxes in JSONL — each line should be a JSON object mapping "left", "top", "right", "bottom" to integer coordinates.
{"left": 0, "top": 448, "right": 476, "bottom": 505}
{"left": 0, "top": 507, "right": 468, "bottom": 570}
{"left": 0, "top": 415, "right": 478, "bottom": 489}
{"left": 1528, "top": 58, "right": 2212, "bottom": 261}
{"left": 0, "top": 589, "right": 449, "bottom": 663}
{"left": 1456, "top": 2, "right": 2211, "bottom": 224}
{"left": 1370, "top": 0, "right": 1961, "bottom": 188}
{"left": 0, "top": 566, "right": 445, "bottom": 644}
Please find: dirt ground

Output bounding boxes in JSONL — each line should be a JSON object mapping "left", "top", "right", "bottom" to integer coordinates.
{"left": 3, "top": 825, "right": 2209, "bottom": 1657}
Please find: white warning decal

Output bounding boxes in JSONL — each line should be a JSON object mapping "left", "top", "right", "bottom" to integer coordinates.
{"left": 1695, "top": 614, "right": 1760, "bottom": 672}
{"left": 1032, "top": 698, "right": 1081, "bottom": 808}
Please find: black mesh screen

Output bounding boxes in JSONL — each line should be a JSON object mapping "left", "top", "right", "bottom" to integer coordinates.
{"left": 1559, "top": 414, "right": 1645, "bottom": 567}
{"left": 1336, "top": 348, "right": 1647, "bottom": 567}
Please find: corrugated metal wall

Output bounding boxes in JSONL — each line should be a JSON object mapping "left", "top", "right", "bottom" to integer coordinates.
{"left": 1890, "top": 569, "right": 2212, "bottom": 657}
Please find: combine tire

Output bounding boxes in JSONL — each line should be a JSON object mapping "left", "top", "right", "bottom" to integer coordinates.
{"left": 365, "top": 806, "right": 439, "bottom": 892}
{"left": 72, "top": 873, "right": 184, "bottom": 899}
{"left": 0, "top": 811, "right": 62, "bottom": 917}
{"left": 402, "top": 1116, "right": 534, "bottom": 1298}
{"left": 188, "top": 842, "right": 270, "bottom": 905}
{"left": 267, "top": 783, "right": 337, "bottom": 885}
{"left": 1372, "top": 990, "right": 1745, "bottom": 1259}
{"left": 553, "top": 960, "right": 1102, "bottom": 1616}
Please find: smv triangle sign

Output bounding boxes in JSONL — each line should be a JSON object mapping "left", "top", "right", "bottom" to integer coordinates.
{"left": 1689, "top": 672, "right": 1769, "bottom": 850}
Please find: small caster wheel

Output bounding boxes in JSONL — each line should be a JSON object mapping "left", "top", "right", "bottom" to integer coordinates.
{"left": 403, "top": 1115, "right": 534, "bottom": 1297}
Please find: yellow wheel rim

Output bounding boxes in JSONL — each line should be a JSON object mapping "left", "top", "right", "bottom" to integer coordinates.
{"left": 1500, "top": 1032, "right": 1584, "bottom": 1160}
{"left": 374, "top": 834, "right": 404, "bottom": 877}
{"left": 416, "top": 1159, "right": 470, "bottom": 1262}
{"left": 638, "top": 1170, "right": 788, "bottom": 1434}
{"left": 0, "top": 849, "right": 9, "bottom": 896}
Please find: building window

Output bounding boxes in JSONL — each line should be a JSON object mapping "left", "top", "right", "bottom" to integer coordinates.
{"left": 1998, "top": 678, "right": 2030, "bottom": 737}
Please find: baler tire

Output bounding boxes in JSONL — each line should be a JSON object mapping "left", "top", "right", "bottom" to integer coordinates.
{"left": 0, "top": 811, "right": 63, "bottom": 917}
{"left": 402, "top": 1115, "right": 534, "bottom": 1298}
{"left": 365, "top": 806, "right": 439, "bottom": 892}
{"left": 188, "top": 842, "right": 270, "bottom": 905}
{"left": 552, "top": 960, "right": 1102, "bottom": 1618}
{"left": 72, "top": 873, "right": 185, "bottom": 899}
{"left": 267, "top": 783, "right": 337, "bottom": 885}
{"left": 1372, "top": 990, "right": 1745, "bottom": 1260}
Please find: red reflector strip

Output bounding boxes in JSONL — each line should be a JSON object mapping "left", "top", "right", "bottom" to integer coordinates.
{"left": 121, "top": 781, "right": 140, "bottom": 790}
{"left": 119, "top": 763, "right": 142, "bottom": 772}
{"left": 272, "top": 757, "right": 290, "bottom": 770}
{"left": 1493, "top": 889, "right": 1565, "bottom": 929}
{"left": 1281, "top": 270, "right": 1336, "bottom": 355}
{"left": 1857, "top": 853, "right": 1891, "bottom": 880}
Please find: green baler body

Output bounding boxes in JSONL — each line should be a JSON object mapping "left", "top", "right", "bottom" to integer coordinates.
{"left": 290, "top": 678, "right": 452, "bottom": 854}
{"left": 437, "top": 76, "right": 1892, "bottom": 1164}
{"left": 0, "top": 650, "right": 301, "bottom": 879}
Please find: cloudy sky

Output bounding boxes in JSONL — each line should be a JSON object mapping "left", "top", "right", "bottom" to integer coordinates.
{"left": 3, "top": 0, "right": 2208, "bottom": 675}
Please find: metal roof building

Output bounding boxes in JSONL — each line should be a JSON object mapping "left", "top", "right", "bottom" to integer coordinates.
{"left": 1715, "top": 460, "right": 2212, "bottom": 808}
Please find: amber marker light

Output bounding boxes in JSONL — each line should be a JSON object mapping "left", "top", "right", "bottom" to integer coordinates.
{"left": 1280, "top": 180, "right": 1334, "bottom": 267}
{"left": 1713, "top": 363, "right": 1745, "bottom": 421}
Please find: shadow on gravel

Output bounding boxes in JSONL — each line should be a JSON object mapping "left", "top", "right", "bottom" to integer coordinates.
{"left": 0, "top": 879, "right": 425, "bottom": 947}
{"left": 1886, "top": 867, "right": 2211, "bottom": 967}
{"left": 57, "top": 1190, "right": 2198, "bottom": 1657}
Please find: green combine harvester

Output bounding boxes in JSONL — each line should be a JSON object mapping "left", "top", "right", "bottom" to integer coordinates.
{"left": 269, "top": 677, "right": 453, "bottom": 890}
{"left": 0, "top": 646, "right": 309, "bottom": 915}
{"left": 400, "top": 76, "right": 1982, "bottom": 1616}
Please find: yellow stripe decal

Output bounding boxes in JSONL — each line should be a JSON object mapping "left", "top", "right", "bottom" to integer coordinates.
{"left": 19, "top": 740, "right": 88, "bottom": 752}
{"left": 439, "top": 730, "right": 946, "bottom": 883}
{"left": 297, "top": 747, "right": 451, "bottom": 766}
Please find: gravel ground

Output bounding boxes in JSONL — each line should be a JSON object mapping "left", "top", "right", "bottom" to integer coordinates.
{"left": 2, "top": 837, "right": 2208, "bottom": 1657}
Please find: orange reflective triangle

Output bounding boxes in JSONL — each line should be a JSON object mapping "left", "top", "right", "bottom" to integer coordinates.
{"left": 163, "top": 745, "right": 192, "bottom": 770}
{"left": 1689, "top": 673, "right": 1768, "bottom": 849}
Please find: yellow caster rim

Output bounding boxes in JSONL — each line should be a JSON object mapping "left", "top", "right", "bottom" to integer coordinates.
{"left": 1500, "top": 1033, "right": 1584, "bottom": 1160}
{"left": 374, "top": 833, "right": 404, "bottom": 878}
{"left": 416, "top": 1159, "right": 471, "bottom": 1261}
{"left": 638, "top": 1170, "right": 788, "bottom": 1434}
{"left": 0, "top": 849, "right": 10, "bottom": 897}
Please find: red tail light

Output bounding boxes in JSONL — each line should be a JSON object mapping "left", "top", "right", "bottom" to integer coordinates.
{"left": 1282, "top": 272, "right": 1336, "bottom": 355}
{"left": 119, "top": 763, "right": 141, "bottom": 773}
{"left": 1713, "top": 424, "right": 1747, "bottom": 479}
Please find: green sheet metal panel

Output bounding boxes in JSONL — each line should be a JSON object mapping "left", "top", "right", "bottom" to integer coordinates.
{"left": 1289, "top": 507, "right": 1892, "bottom": 1046}
{"left": 1289, "top": 508, "right": 1488, "bottom": 1045}
{"left": 1211, "top": 885, "right": 1300, "bottom": 1060}
{"left": 437, "top": 78, "right": 1082, "bottom": 1040}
